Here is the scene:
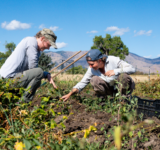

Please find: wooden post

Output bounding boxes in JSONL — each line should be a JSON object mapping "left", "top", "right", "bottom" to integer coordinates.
{"left": 52, "top": 52, "right": 88, "bottom": 78}
{"left": 49, "top": 50, "right": 81, "bottom": 73}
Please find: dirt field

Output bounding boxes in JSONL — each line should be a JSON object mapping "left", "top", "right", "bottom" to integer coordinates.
{"left": 52, "top": 73, "right": 159, "bottom": 82}
{"left": 31, "top": 93, "right": 160, "bottom": 149}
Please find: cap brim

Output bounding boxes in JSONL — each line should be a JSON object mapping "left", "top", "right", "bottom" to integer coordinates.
{"left": 50, "top": 41, "right": 58, "bottom": 49}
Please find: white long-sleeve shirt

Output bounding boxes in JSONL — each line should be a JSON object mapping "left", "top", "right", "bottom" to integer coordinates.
{"left": 73, "top": 55, "right": 135, "bottom": 92}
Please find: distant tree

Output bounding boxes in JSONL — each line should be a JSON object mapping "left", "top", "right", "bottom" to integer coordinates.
{"left": 132, "top": 71, "right": 147, "bottom": 75}
{"left": 66, "top": 65, "right": 87, "bottom": 74}
{"left": 38, "top": 52, "right": 55, "bottom": 72}
{"left": 0, "top": 52, "right": 6, "bottom": 67}
{"left": 91, "top": 34, "right": 129, "bottom": 60}
{"left": 0, "top": 42, "right": 16, "bottom": 67}
{"left": 5, "top": 42, "right": 16, "bottom": 53}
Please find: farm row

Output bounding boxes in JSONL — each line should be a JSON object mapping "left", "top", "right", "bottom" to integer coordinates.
{"left": 0, "top": 75, "right": 160, "bottom": 149}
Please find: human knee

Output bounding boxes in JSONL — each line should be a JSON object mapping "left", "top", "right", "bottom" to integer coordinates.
{"left": 117, "top": 73, "right": 128, "bottom": 81}
{"left": 35, "top": 68, "right": 44, "bottom": 79}
{"left": 117, "top": 73, "right": 131, "bottom": 84}
{"left": 90, "top": 76, "right": 99, "bottom": 86}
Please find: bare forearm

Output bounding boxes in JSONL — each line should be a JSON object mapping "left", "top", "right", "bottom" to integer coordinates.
{"left": 61, "top": 88, "right": 79, "bottom": 102}
{"left": 69, "top": 88, "right": 79, "bottom": 96}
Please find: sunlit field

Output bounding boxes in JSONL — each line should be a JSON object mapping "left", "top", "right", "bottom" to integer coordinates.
{"left": 51, "top": 73, "right": 159, "bottom": 83}
{"left": 1, "top": 73, "right": 160, "bottom": 149}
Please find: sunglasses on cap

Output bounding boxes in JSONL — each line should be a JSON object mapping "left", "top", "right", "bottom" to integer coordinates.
{"left": 44, "top": 33, "right": 57, "bottom": 40}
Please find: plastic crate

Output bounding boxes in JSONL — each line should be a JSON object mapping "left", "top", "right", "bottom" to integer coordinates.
{"left": 135, "top": 96, "right": 160, "bottom": 118}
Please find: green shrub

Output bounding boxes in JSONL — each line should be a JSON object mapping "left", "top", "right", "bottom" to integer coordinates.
{"left": 0, "top": 42, "right": 16, "bottom": 68}
{"left": 38, "top": 52, "right": 55, "bottom": 72}
{"left": 66, "top": 65, "right": 87, "bottom": 74}
{"left": 133, "top": 78, "right": 160, "bottom": 99}
{"left": 0, "top": 78, "right": 23, "bottom": 105}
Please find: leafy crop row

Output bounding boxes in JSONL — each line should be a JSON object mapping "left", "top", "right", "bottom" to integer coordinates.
{"left": 0, "top": 77, "right": 159, "bottom": 149}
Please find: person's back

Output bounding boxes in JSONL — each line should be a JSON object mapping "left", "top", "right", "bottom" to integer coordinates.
{"left": 0, "top": 28, "right": 58, "bottom": 103}
{"left": 0, "top": 37, "right": 40, "bottom": 78}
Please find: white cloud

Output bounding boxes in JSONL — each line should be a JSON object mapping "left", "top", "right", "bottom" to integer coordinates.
{"left": 143, "top": 55, "right": 152, "bottom": 58}
{"left": 39, "top": 25, "right": 60, "bottom": 31}
{"left": 39, "top": 24, "right": 45, "bottom": 29}
{"left": 105, "top": 26, "right": 119, "bottom": 31}
{"left": 146, "top": 30, "right": 152, "bottom": 35}
{"left": 87, "top": 30, "right": 98, "bottom": 34}
{"left": 134, "top": 30, "right": 152, "bottom": 36}
{"left": 49, "top": 26, "right": 59, "bottom": 31}
{"left": 55, "top": 42, "right": 67, "bottom": 49}
{"left": 105, "top": 26, "right": 129, "bottom": 36}
{"left": 1, "top": 20, "right": 31, "bottom": 30}
{"left": 157, "top": 54, "right": 160, "bottom": 57}
{"left": 113, "top": 28, "right": 130, "bottom": 36}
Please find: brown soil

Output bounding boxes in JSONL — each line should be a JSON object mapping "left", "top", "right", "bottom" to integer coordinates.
{"left": 30, "top": 95, "right": 160, "bottom": 149}
{"left": 134, "top": 117, "right": 160, "bottom": 150}
{"left": 62, "top": 100, "right": 116, "bottom": 146}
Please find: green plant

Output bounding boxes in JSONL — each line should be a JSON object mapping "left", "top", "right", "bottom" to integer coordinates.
{"left": 91, "top": 34, "right": 129, "bottom": 60}
{"left": 0, "top": 74, "right": 160, "bottom": 149}
{"left": 0, "top": 42, "right": 16, "bottom": 67}
{"left": 66, "top": 65, "right": 87, "bottom": 74}
{"left": 38, "top": 52, "right": 55, "bottom": 72}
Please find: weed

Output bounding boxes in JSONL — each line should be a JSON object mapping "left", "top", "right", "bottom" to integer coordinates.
{"left": 0, "top": 75, "right": 159, "bottom": 149}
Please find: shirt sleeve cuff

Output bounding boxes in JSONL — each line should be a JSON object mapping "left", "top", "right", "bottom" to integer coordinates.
{"left": 72, "top": 86, "right": 81, "bottom": 93}
{"left": 114, "top": 69, "right": 121, "bottom": 76}
{"left": 43, "top": 71, "right": 50, "bottom": 78}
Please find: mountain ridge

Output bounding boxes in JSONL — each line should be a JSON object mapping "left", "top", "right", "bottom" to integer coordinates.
{"left": 45, "top": 51, "right": 160, "bottom": 73}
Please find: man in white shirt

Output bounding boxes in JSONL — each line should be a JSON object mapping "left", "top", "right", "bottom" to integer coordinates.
{"left": 61, "top": 49, "right": 135, "bottom": 101}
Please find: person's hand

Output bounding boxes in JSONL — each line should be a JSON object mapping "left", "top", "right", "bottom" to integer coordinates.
{"left": 105, "top": 70, "right": 115, "bottom": 77}
{"left": 61, "top": 94, "right": 71, "bottom": 102}
{"left": 61, "top": 88, "right": 78, "bottom": 102}
{"left": 47, "top": 74, "right": 57, "bottom": 89}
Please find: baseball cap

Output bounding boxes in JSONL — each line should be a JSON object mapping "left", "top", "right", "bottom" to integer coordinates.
{"left": 86, "top": 49, "right": 107, "bottom": 61}
{"left": 41, "top": 28, "right": 57, "bottom": 49}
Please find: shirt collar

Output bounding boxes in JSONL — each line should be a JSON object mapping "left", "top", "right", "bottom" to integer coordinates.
{"left": 105, "top": 56, "right": 109, "bottom": 64}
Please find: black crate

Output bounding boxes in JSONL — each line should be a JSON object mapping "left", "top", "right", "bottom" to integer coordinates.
{"left": 135, "top": 96, "right": 160, "bottom": 118}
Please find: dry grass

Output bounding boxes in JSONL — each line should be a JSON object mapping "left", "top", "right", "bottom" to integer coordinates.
{"left": 130, "top": 75, "right": 159, "bottom": 82}
{"left": 51, "top": 73, "right": 160, "bottom": 82}
{"left": 52, "top": 73, "right": 83, "bottom": 81}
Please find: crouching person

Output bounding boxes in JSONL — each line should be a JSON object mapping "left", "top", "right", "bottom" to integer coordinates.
{"left": 61, "top": 49, "right": 135, "bottom": 101}
{"left": 0, "top": 28, "right": 57, "bottom": 102}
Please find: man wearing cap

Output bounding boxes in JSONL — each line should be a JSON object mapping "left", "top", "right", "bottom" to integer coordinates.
{"left": 0, "top": 28, "right": 57, "bottom": 102}
{"left": 61, "top": 49, "right": 135, "bottom": 101}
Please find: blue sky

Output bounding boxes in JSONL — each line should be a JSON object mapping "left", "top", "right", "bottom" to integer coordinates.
{"left": 0, "top": 0, "right": 160, "bottom": 58}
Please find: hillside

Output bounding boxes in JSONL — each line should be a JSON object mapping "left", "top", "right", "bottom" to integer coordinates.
{"left": 125, "top": 53, "right": 160, "bottom": 73}
{"left": 45, "top": 51, "right": 160, "bottom": 73}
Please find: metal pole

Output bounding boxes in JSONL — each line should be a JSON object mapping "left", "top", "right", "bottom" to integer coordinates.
{"left": 149, "top": 66, "right": 150, "bottom": 82}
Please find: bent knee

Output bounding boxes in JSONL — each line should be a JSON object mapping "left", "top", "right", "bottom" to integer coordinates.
{"left": 35, "top": 68, "right": 44, "bottom": 78}
{"left": 117, "top": 73, "right": 130, "bottom": 81}
{"left": 90, "top": 76, "right": 105, "bottom": 86}
{"left": 90, "top": 76, "right": 99, "bottom": 85}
